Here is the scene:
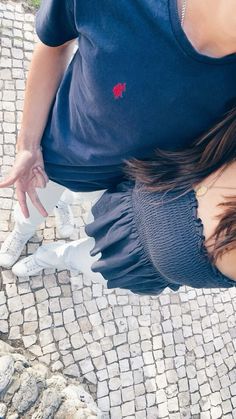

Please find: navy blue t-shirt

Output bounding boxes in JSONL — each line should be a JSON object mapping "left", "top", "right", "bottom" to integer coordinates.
{"left": 36, "top": 0, "right": 236, "bottom": 191}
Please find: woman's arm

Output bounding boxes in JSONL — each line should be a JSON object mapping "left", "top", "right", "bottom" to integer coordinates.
{"left": 18, "top": 40, "right": 76, "bottom": 151}
{"left": 0, "top": 39, "right": 76, "bottom": 218}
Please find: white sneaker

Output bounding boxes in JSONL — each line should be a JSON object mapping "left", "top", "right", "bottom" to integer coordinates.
{"left": 0, "top": 230, "right": 33, "bottom": 269}
{"left": 12, "top": 254, "right": 46, "bottom": 277}
{"left": 12, "top": 241, "right": 70, "bottom": 277}
{"left": 54, "top": 200, "right": 74, "bottom": 238}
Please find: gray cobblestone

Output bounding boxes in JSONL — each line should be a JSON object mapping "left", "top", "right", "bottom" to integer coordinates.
{"left": 39, "top": 330, "right": 53, "bottom": 347}
{"left": 22, "top": 334, "right": 37, "bottom": 348}
{"left": 0, "top": 291, "right": 6, "bottom": 305}
{"left": 8, "top": 295, "right": 23, "bottom": 312}
{"left": 39, "top": 315, "right": 52, "bottom": 331}
{"left": 23, "top": 321, "right": 38, "bottom": 335}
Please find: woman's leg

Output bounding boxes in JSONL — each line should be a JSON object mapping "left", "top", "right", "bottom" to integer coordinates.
{"left": 59, "top": 189, "right": 76, "bottom": 205}
{"left": 12, "top": 237, "right": 104, "bottom": 279}
{"left": 36, "top": 237, "right": 99, "bottom": 274}
{"left": 12, "top": 190, "right": 105, "bottom": 277}
{"left": 0, "top": 181, "right": 66, "bottom": 268}
{"left": 54, "top": 189, "right": 76, "bottom": 238}
{"left": 14, "top": 181, "right": 66, "bottom": 234}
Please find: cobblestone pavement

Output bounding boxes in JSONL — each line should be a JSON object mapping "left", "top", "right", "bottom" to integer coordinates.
{"left": 1, "top": 2, "right": 236, "bottom": 418}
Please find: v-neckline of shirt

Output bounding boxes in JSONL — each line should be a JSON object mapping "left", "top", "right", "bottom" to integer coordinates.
{"left": 168, "top": 0, "right": 236, "bottom": 65}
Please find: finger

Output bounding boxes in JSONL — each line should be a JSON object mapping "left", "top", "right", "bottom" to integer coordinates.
{"left": 28, "top": 188, "right": 48, "bottom": 217}
{"left": 35, "top": 166, "right": 49, "bottom": 184}
{"left": 0, "top": 172, "right": 19, "bottom": 188}
{"left": 32, "top": 168, "right": 47, "bottom": 189}
{"left": 16, "top": 189, "right": 29, "bottom": 219}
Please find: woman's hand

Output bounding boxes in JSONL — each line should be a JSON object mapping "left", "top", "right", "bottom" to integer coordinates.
{"left": 0, "top": 148, "right": 49, "bottom": 218}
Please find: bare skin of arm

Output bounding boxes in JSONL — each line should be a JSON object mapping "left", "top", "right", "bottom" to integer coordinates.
{"left": 0, "top": 40, "right": 76, "bottom": 218}
{"left": 215, "top": 249, "right": 236, "bottom": 280}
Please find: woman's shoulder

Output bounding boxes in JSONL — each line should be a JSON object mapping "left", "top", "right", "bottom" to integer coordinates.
{"left": 195, "top": 163, "right": 236, "bottom": 283}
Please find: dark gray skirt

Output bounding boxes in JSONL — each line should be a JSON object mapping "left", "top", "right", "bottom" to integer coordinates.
{"left": 85, "top": 181, "right": 180, "bottom": 295}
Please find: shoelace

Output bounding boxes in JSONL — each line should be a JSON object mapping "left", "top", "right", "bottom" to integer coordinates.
{"left": 1, "top": 232, "right": 28, "bottom": 255}
{"left": 24, "top": 256, "right": 42, "bottom": 273}
{"left": 56, "top": 201, "right": 73, "bottom": 226}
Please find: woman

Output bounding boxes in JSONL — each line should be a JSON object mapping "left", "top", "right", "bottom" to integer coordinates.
{"left": 1, "top": 0, "right": 236, "bottom": 274}
{"left": 12, "top": 108, "right": 236, "bottom": 297}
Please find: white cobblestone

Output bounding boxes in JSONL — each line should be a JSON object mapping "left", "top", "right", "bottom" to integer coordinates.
{"left": 8, "top": 295, "right": 23, "bottom": 312}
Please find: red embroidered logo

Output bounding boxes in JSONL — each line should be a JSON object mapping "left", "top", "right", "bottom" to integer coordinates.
{"left": 113, "top": 83, "right": 126, "bottom": 99}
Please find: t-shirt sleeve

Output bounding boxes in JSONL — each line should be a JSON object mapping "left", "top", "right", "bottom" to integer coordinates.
{"left": 35, "top": 0, "right": 79, "bottom": 47}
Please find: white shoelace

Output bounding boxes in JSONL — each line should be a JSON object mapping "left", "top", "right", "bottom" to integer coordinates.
{"left": 24, "top": 256, "right": 42, "bottom": 273}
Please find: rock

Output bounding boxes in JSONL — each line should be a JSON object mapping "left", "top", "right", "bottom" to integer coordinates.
{"left": 54, "top": 399, "right": 83, "bottom": 419}
{"left": 14, "top": 361, "right": 26, "bottom": 374}
{"left": 62, "top": 384, "right": 94, "bottom": 405}
{"left": 74, "top": 408, "right": 98, "bottom": 419}
{"left": 55, "top": 399, "right": 100, "bottom": 419}
{"left": 12, "top": 371, "right": 39, "bottom": 413}
{"left": 63, "top": 364, "right": 80, "bottom": 378}
{"left": 51, "top": 361, "right": 63, "bottom": 372}
{"left": 46, "top": 375, "right": 67, "bottom": 392}
{"left": 12, "top": 353, "right": 30, "bottom": 366}
{"left": 4, "top": 377, "right": 21, "bottom": 399}
{"left": 0, "top": 333, "right": 102, "bottom": 416}
{"left": 61, "top": 385, "right": 102, "bottom": 416}
{"left": 0, "top": 355, "right": 14, "bottom": 393}
{"left": 0, "top": 403, "right": 7, "bottom": 419}
{"left": 32, "top": 363, "right": 49, "bottom": 380}
{"left": 32, "top": 388, "right": 61, "bottom": 419}
{"left": 28, "top": 366, "right": 47, "bottom": 392}
{"left": 0, "top": 341, "right": 13, "bottom": 355}
{"left": 83, "top": 372, "right": 97, "bottom": 386}
{"left": 13, "top": 354, "right": 30, "bottom": 374}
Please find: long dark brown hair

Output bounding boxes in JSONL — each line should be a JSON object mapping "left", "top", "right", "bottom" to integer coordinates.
{"left": 127, "top": 107, "right": 236, "bottom": 263}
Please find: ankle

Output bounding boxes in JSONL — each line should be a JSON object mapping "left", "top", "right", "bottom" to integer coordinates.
{"left": 14, "top": 228, "right": 35, "bottom": 239}
{"left": 34, "top": 243, "right": 70, "bottom": 271}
